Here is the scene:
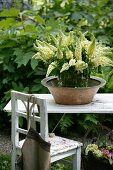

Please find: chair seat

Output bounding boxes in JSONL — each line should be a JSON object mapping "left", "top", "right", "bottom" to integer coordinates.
{"left": 18, "top": 135, "right": 82, "bottom": 157}
{"left": 48, "top": 136, "right": 82, "bottom": 156}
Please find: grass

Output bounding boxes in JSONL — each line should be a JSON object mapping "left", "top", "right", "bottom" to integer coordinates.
{"left": 0, "top": 154, "right": 11, "bottom": 170}
{"left": 0, "top": 154, "right": 71, "bottom": 170}
{"left": 51, "top": 162, "right": 71, "bottom": 170}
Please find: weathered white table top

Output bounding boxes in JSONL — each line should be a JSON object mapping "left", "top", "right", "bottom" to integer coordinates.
{"left": 3, "top": 93, "right": 113, "bottom": 114}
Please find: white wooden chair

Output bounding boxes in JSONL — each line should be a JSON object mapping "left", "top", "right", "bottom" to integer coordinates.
{"left": 11, "top": 90, "right": 83, "bottom": 170}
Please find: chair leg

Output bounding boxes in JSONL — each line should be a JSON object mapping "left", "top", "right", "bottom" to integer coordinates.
{"left": 73, "top": 147, "right": 81, "bottom": 170}
{"left": 12, "top": 148, "right": 16, "bottom": 170}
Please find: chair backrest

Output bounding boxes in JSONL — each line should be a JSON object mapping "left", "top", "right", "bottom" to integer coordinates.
{"left": 11, "top": 91, "right": 49, "bottom": 148}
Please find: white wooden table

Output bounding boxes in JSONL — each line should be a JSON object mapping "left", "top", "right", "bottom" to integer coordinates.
{"left": 4, "top": 93, "right": 113, "bottom": 114}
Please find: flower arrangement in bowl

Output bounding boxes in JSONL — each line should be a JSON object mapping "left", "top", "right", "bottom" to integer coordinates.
{"left": 33, "top": 30, "right": 112, "bottom": 104}
{"left": 83, "top": 132, "right": 113, "bottom": 170}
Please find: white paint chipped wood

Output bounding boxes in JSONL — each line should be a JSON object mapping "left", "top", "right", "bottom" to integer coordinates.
{"left": 4, "top": 93, "right": 113, "bottom": 113}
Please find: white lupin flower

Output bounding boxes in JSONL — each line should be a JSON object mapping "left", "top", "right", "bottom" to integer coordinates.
{"left": 46, "top": 61, "right": 57, "bottom": 77}
{"left": 91, "top": 56, "right": 112, "bottom": 67}
{"left": 33, "top": 41, "right": 56, "bottom": 61}
{"left": 69, "top": 59, "right": 76, "bottom": 66}
{"left": 75, "top": 38, "right": 82, "bottom": 60}
{"left": 44, "top": 42, "right": 57, "bottom": 51}
{"left": 35, "top": 39, "right": 43, "bottom": 47}
{"left": 80, "top": 32, "right": 90, "bottom": 51}
{"left": 37, "top": 46, "right": 54, "bottom": 59}
{"left": 81, "top": 38, "right": 90, "bottom": 52}
{"left": 60, "top": 63, "right": 70, "bottom": 73}
{"left": 56, "top": 48, "right": 63, "bottom": 59}
{"left": 59, "top": 31, "right": 73, "bottom": 47}
{"left": 66, "top": 49, "right": 73, "bottom": 59}
{"left": 32, "top": 52, "right": 47, "bottom": 63}
{"left": 91, "top": 43, "right": 112, "bottom": 59}
{"left": 75, "top": 60, "right": 88, "bottom": 73}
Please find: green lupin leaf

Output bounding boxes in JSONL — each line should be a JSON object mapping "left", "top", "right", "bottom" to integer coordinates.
{"left": 0, "top": 8, "right": 19, "bottom": 17}
{"left": 87, "top": 37, "right": 95, "bottom": 57}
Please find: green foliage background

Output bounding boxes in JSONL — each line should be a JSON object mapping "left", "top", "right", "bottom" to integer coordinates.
{"left": 0, "top": 154, "right": 70, "bottom": 170}
{"left": 0, "top": 0, "right": 113, "bottom": 134}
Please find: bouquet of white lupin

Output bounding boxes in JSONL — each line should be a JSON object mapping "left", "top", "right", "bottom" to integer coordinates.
{"left": 33, "top": 30, "right": 112, "bottom": 87}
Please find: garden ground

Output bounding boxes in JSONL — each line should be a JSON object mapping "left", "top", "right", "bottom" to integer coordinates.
{"left": 0, "top": 129, "right": 11, "bottom": 155}
{"left": 0, "top": 129, "right": 85, "bottom": 170}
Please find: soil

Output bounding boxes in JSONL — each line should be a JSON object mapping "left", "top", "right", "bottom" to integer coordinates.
{"left": 0, "top": 129, "right": 11, "bottom": 155}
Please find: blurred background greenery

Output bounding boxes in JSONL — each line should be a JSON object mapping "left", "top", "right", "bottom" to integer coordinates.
{"left": 0, "top": 0, "right": 113, "bottom": 136}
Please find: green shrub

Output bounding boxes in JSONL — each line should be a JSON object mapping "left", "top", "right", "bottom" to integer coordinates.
{"left": 0, "top": 154, "right": 70, "bottom": 170}
{"left": 1, "top": 0, "right": 113, "bottom": 133}
{"left": 51, "top": 162, "right": 71, "bottom": 170}
{"left": 0, "top": 154, "right": 11, "bottom": 170}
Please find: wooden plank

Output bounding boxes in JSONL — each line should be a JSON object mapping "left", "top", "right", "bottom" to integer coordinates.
{"left": 4, "top": 93, "right": 113, "bottom": 114}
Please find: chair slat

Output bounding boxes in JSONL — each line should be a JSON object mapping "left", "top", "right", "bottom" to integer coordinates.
{"left": 16, "top": 111, "right": 40, "bottom": 122}
{"left": 17, "top": 128, "right": 28, "bottom": 135}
